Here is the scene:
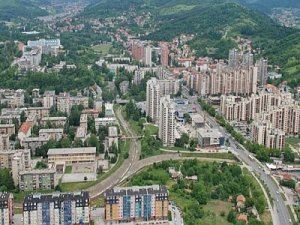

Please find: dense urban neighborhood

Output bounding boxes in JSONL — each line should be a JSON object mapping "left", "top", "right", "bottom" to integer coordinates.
{"left": 0, "top": 0, "right": 300, "bottom": 225}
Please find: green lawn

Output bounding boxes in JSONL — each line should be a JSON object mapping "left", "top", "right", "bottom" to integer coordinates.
{"left": 92, "top": 44, "right": 112, "bottom": 55}
{"left": 65, "top": 165, "right": 72, "bottom": 174}
{"left": 286, "top": 137, "right": 300, "bottom": 149}
{"left": 201, "top": 200, "right": 233, "bottom": 225}
{"left": 144, "top": 124, "right": 158, "bottom": 136}
{"left": 180, "top": 152, "right": 237, "bottom": 160}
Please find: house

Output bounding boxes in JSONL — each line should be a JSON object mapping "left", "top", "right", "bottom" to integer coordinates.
{"left": 168, "top": 167, "right": 182, "bottom": 180}
{"left": 236, "top": 214, "right": 248, "bottom": 223}
{"left": 236, "top": 194, "right": 246, "bottom": 210}
{"left": 185, "top": 175, "right": 198, "bottom": 181}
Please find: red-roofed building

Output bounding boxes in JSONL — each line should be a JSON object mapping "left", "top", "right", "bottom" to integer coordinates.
{"left": 237, "top": 214, "right": 248, "bottom": 223}
{"left": 18, "top": 122, "right": 32, "bottom": 141}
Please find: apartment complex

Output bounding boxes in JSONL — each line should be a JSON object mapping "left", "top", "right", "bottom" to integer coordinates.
{"left": 104, "top": 185, "right": 169, "bottom": 223}
{"left": 146, "top": 77, "right": 179, "bottom": 123}
{"left": 131, "top": 42, "right": 152, "bottom": 67}
{"left": 0, "top": 193, "right": 13, "bottom": 225}
{"left": 220, "top": 91, "right": 300, "bottom": 135}
{"left": 19, "top": 169, "right": 57, "bottom": 191}
{"left": 252, "top": 121, "right": 285, "bottom": 150}
{"left": 56, "top": 93, "right": 89, "bottom": 114}
{"left": 159, "top": 96, "right": 175, "bottom": 147}
{"left": 199, "top": 65, "right": 258, "bottom": 96}
{"left": 47, "top": 147, "right": 96, "bottom": 165}
{"left": 23, "top": 192, "right": 90, "bottom": 225}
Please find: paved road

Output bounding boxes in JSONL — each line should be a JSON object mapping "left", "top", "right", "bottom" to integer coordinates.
{"left": 182, "top": 87, "right": 292, "bottom": 225}
{"left": 86, "top": 108, "right": 141, "bottom": 198}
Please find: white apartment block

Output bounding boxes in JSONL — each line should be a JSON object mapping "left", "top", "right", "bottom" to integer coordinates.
{"left": 40, "top": 117, "right": 67, "bottom": 127}
{"left": 146, "top": 78, "right": 161, "bottom": 123}
{"left": 39, "top": 128, "right": 64, "bottom": 141}
{"left": 95, "top": 118, "right": 117, "bottom": 132}
{"left": 252, "top": 121, "right": 285, "bottom": 150}
{"left": 159, "top": 95, "right": 175, "bottom": 147}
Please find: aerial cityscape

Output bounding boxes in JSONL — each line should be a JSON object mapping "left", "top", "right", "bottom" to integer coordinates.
{"left": 0, "top": 0, "right": 300, "bottom": 225}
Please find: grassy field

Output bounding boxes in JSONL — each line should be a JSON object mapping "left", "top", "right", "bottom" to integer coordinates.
{"left": 201, "top": 200, "right": 233, "bottom": 225}
{"left": 91, "top": 195, "right": 105, "bottom": 207}
{"left": 260, "top": 211, "right": 273, "bottom": 225}
{"left": 92, "top": 44, "right": 112, "bottom": 55}
{"left": 286, "top": 137, "right": 300, "bottom": 149}
{"left": 159, "top": 4, "right": 196, "bottom": 16}
{"left": 180, "top": 152, "right": 237, "bottom": 160}
{"left": 65, "top": 165, "right": 72, "bottom": 174}
{"left": 144, "top": 124, "right": 158, "bottom": 136}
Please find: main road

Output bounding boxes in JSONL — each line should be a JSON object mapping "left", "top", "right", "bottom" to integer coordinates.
{"left": 182, "top": 87, "right": 292, "bottom": 225}
{"left": 87, "top": 108, "right": 141, "bottom": 198}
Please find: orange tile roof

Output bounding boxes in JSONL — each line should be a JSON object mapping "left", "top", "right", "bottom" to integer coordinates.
{"left": 19, "top": 122, "right": 32, "bottom": 134}
{"left": 237, "top": 214, "right": 248, "bottom": 222}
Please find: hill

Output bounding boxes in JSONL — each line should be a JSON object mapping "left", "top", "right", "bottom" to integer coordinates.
{"left": 238, "top": 0, "right": 300, "bottom": 13}
{"left": 145, "top": 1, "right": 295, "bottom": 58}
{"left": 84, "top": 0, "right": 300, "bottom": 84}
{"left": 0, "top": 0, "right": 48, "bottom": 21}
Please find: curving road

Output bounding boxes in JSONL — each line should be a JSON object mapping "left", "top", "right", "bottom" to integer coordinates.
{"left": 87, "top": 108, "right": 140, "bottom": 198}
{"left": 86, "top": 107, "right": 236, "bottom": 199}
{"left": 182, "top": 87, "right": 293, "bottom": 225}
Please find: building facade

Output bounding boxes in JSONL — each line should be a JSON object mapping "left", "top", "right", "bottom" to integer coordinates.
{"left": 104, "top": 185, "right": 168, "bottom": 223}
{"left": 23, "top": 192, "right": 90, "bottom": 225}
{"left": 159, "top": 96, "right": 175, "bottom": 147}
{"left": 47, "top": 147, "right": 96, "bottom": 165}
{"left": 0, "top": 193, "right": 13, "bottom": 225}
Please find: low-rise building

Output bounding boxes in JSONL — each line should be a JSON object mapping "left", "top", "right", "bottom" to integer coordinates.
{"left": 27, "top": 107, "right": 50, "bottom": 121}
{"left": 0, "top": 124, "right": 15, "bottom": 136}
{"left": 18, "top": 122, "right": 32, "bottom": 142}
{"left": 104, "top": 185, "right": 169, "bottom": 223}
{"left": 95, "top": 118, "right": 117, "bottom": 131}
{"left": 23, "top": 191, "right": 90, "bottom": 225}
{"left": 19, "top": 168, "right": 57, "bottom": 191}
{"left": 0, "top": 134, "right": 9, "bottom": 151}
{"left": 39, "top": 128, "right": 64, "bottom": 141}
{"left": 21, "top": 136, "right": 50, "bottom": 155}
{"left": 47, "top": 147, "right": 96, "bottom": 165}
{"left": 0, "top": 192, "right": 13, "bottom": 225}
{"left": 197, "top": 128, "right": 225, "bottom": 148}
{"left": 40, "top": 117, "right": 67, "bottom": 127}
{"left": 119, "top": 81, "right": 130, "bottom": 94}
{"left": 190, "top": 114, "right": 205, "bottom": 128}
{"left": 107, "top": 126, "right": 118, "bottom": 149}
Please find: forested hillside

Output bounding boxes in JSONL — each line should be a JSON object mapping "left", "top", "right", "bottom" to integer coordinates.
{"left": 0, "top": 0, "right": 47, "bottom": 20}
{"left": 238, "top": 0, "right": 300, "bottom": 13}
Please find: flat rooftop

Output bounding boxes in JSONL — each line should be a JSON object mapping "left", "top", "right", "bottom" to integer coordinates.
{"left": 48, "top": 147, "right": 96, "bottom": 155}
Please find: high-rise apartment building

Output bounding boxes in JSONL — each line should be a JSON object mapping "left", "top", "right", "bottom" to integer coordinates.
{"left": 256, "top": 58, "right": 268, "bottom": 84}
{"left": 104, "top": 185, "right": 168, "bottom": 223}
{"left": 146, "top": 78, "right": 161, "bottom": 123}
{"left": 160, "top": 43, "right": 169, "bottom": 67}
{"left": 252, "top": 121, "right": 285, "bottom": 150}
{"left": 228, "top": 48, "right": 240, "bottom": 68}
{"left": 159, "top": 95, "right": 175, "bottom": 147}
{"left": 0, "top": 193, "right": 13, "bottom": 225}
{"left": 144, "top": 45, "right": 152, "bottom": 67}
{"left": 132, "top": 44, "right": 144, "bottom": 62}
{"left": 23, "top": 192, "right": 90, "bottom": 225}
{"left": 198, "top": 65, "right": 258, "bottom": 96}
